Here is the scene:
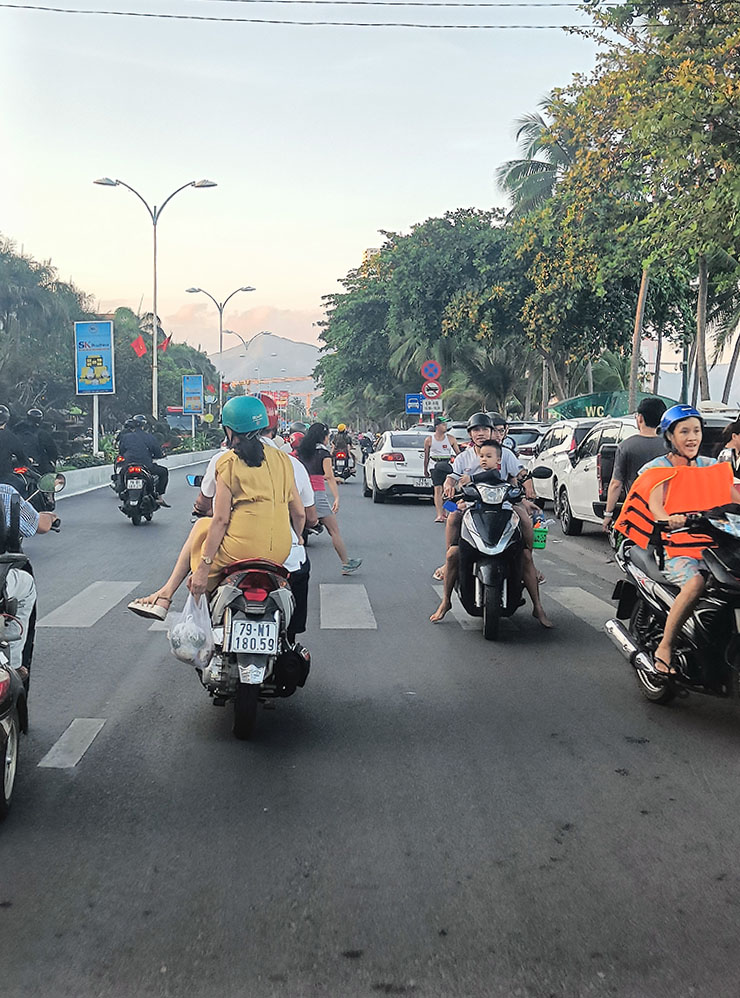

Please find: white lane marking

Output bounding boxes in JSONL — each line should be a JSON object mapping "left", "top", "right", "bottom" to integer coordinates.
{"left": 544, "top": 586, "right": 614, "bottom": 630}
{"left": 149, "top": 612, "right": 173, "bottom": 633}
{"left": 320, "top": 584, "right": 377, "bottom": 629}
{"left": 432, "top": 585, "right": 481, "bottom": 630}
{"left": 38, "top": 581, "right": 140, "bottom": 628}
{"left": 38, "top": 719, "right": 105, "bottom": 769}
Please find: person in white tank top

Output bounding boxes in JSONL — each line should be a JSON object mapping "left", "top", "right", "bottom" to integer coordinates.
{"left": 423, "top": 418, "right": 460, "bottom": 522}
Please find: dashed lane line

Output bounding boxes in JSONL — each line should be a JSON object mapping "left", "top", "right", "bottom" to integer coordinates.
{"left": 432, "top": 585, "right": 480, "bottom": 630}
{"left": 320, "top": 584, "right": 377, "bottom": 629}
{"left": 37, "top": 718, "right": 106, "bottom": 769}
{"left": 38, "top": 581, "right": 140, "bottom": 628}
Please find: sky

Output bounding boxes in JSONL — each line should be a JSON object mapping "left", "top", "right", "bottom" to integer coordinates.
{"left": 2, "top": 0, "right": 600, "bottom": 355}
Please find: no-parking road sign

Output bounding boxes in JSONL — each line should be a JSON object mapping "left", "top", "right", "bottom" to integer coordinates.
{"left": 422, "top": 379, "right": 442, "bottom": 399}
{"left": 421, "top": 359, "right": 441, "bottom": 381}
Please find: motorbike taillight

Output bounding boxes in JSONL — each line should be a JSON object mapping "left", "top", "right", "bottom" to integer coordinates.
{"left": 236, "top": 571, "right": 274, "bottom": 602}
{"left": 13, "top": 467, "right": 28, "bottom": 474}
{"left": 336, "top": 451, "right": 347, "bottom": 459}
{"left": 127, "top": 465, "right": 144, "bottom": 474}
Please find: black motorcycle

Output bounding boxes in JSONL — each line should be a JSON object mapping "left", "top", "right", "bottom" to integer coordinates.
{"left": 11, "top": 465, "right": 65, "bottom": 513}
{"left": 116, "top": 461, "right": 158, "bottom": 526}
{"left": 606, "top": 505, "right": 740, "bottom": 705}
{"left": 332, "top": 450, "right": 354, "bottom": 480}
{"left": 455, "top": 467, "right": 552, "bottom": 640}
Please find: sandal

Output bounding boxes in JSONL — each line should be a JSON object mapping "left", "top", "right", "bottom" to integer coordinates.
{"left": 653, "top": 655, "right": 677, "bottom": 676}
{"left": 432, "top": 567, "right": 445, "bottom": 582}
{"left": 127, "top": 595, "right": 172, "bottom": 621}
{"left": 434, "top": 516, "right": 445, "bottom": 523}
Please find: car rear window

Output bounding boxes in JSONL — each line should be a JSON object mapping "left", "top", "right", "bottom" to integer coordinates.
{"left": 573, "top": 425, "right": 594, "bottom": 445}
{"left": 509, "top": 429, "right": 540, "bottom": 445}
{"left": 390, "top": 433, "right": 429, "bottom": 448}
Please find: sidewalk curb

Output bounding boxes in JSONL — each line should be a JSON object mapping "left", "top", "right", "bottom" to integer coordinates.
{"left": 57, "top": 449, "right": 220, "bottom": 500}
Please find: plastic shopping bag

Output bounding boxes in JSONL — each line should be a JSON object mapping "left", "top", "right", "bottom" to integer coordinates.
{"left": 168, "top": 592, "right": 214, "bottom": 667}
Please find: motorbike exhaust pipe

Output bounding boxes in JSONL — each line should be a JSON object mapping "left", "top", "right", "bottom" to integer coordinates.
{"left": 604, "top": 619, "right": 657, "bottom": 675}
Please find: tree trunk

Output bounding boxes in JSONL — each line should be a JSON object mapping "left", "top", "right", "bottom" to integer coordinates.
{"left": 722, "top": 323, "right": 740, "bottom": 404}
{"left": 696, "top": 254, "right": 710, "bottom": 401}
{"left": 586, "top": 357, "right": 594, "bottom": 394}
{"left": 652, "top": 327, "right": 663, "bottom": 395}
{"left": 541, "top": 357, "right": 549, "bottom": 421}
{"left": 628, "top": 267, "right": 650, "bottom": 412}
{"left": 540, "top": 348, "right": 565, "bottom": 401}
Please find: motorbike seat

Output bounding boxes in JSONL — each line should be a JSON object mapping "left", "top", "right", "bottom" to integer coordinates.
{"left": 218, "top": 558, "right": 289, "bottom": 581}
{"left": 628, "top": 545, "right": 679, "bottom": 589}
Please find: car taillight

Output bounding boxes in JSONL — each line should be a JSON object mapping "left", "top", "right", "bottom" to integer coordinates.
{"left": 0, "top": 668, "right": 10, "bottom": 700}
{"left": 569, "top": 436, "right": 577, "bottom": 453}
{"left": 596, "top": 452, "right": 603, "bottom": 493}
{"left": 382, "top": 453, "right": 405, "bottom": 462}
{"left": 13, "top": 466, "right": 28, "bottom": 474}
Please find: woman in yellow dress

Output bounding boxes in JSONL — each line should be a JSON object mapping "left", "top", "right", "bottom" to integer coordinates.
{"left": 128, "top": 396, "right": 304, "bottom": 620}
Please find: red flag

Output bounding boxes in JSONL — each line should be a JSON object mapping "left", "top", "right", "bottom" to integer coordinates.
{"left": 130, "top": 335, "right": 147, "bottom": 358}
{"left": 222, "top": 381, "right": 230, "bottom": 393}
{"left": 158, "top": 334, "right": 172, "bottom": 352}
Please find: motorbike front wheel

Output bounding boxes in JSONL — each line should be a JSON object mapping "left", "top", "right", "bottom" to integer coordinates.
{"left": 482, "top": 582, "right": 502, "bottom": 641}
{"left": 233, "top": 684, "right": 259, "bottom": 740}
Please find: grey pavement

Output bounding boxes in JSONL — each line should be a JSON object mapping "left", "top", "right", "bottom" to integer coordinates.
{"left": 2, "top": 469, "right": 740, "bottom": 998}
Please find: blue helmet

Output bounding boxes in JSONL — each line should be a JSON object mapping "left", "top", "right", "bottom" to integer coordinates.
{"left": 221, "top": 395, "right": 269, "bottom": 434}
{"left": 659, "top": 404, "right": 703, "bottom": 437}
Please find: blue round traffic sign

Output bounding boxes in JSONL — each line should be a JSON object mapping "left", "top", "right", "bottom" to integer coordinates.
{"left": 421, "top": 359, "right": 441, "bottom": 381}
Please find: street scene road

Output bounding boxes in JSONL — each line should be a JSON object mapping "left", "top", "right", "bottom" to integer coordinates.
{"left": 3, "top": 467, "right": 740, "bottom": 998}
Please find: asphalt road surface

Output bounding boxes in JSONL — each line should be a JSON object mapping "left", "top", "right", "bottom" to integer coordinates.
{"left": 3, "top": 467, "right": 740, "bottom": 998}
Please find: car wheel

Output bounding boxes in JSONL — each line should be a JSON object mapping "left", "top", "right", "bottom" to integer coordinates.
{"left": 372, "top": 474, "right": 386, "bottom": 504}
{"left": 363, "top": 467, "right": 372, "bottom": 498}
{"left": 559, "top": 487, "right": 583, "bottom": 536}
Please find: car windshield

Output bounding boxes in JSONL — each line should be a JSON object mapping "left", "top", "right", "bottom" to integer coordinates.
{"left": 508, "top": 429, "right": 540, "bottom": 445}
{"left": 390, "top": 433, "right": 429, "bottom": 448}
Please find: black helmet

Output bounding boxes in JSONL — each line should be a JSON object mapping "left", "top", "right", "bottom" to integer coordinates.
{"left": 0, "top": 405, "right": 9, "bottom": 425}
{"left": 488, "top": 411, "right": 506, "bottom": 427}
{"left": 27, "top": 407, "right": 43, "bottom": 425}
{"left": 466, "top": 411, "right": 494, "bottom": 432}
{"left": 132, "top": 414, "right": 148, "bottom": 425}
{"left": 124, "top": 418, "right": 138, "bottom": 430}
{"left": 289, "top": 421, "right": 307, "bottom": 434}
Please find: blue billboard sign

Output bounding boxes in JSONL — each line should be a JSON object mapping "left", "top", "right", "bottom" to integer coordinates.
{"left": 74, "top": 320, "right": 115, "bottom": 395}
{"left": 182, "top": 375, "right": 204, "bottom": 415}
{"left": 405, "top": 393, "right": 423, "bottom": 414}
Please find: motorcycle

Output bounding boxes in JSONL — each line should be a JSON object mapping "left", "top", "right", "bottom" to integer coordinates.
{"left": 11, "top": 465, "right": 65, "bottom": 513}
{"left": 455, "top": 467, "right": 552, "bottom": 640}
{"left": 115, "top": 459, "right": 158, "bottom": 526}
{"left": 358, "top": 436, "right": 373, "bottom": 464}
{"left": 182, "top": 475, "right": 311, "bottom": 739}
{"left": 333, "top": 450, "right": 355, "bottom": 480}
{"left": 605, "top": 505, "right": 740, "bottom": 705}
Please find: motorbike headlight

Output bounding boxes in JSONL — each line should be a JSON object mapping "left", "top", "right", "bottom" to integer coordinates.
{"left": 476, "top": 484, "right": 509, "bottom": 505}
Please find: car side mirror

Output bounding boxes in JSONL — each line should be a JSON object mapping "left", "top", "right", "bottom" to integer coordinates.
{"left": 531, "top": 466, "right": 553, "bottom": 480}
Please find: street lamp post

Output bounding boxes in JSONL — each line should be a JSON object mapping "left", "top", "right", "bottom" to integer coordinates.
{"left": 94, "top": 177, "right": 217, "bottom": 419}
{"left": 186, "top": 286, "right": 255, "bottom": 411}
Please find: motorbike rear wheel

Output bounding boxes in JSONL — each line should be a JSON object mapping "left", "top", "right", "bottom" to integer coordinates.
{"left": 0, "top": 706, "right": 19, "bottom": 820}
{"left": 482, "top": 582, "right": 502, "bottom": 641}
{"left": 130, "top": 512, "right": 142, "bottom": 526}
{"left": 233, "top": 684, "right": 259, "bottom": 740}
{"left": 630, "top": 599, "right": 675, "bottom": 704}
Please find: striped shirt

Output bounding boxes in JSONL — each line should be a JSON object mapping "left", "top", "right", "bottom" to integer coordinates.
{"left": 0, "top": 483, "right": 40, "bottom": 537}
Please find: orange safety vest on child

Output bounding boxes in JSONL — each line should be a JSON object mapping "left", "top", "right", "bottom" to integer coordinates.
{"left": 614, "top": 462, "right": 734, "bottom": 560}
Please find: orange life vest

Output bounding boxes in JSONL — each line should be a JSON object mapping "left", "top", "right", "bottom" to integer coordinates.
{"left": 614, "top": 461, "right": 734, "bottom": 560}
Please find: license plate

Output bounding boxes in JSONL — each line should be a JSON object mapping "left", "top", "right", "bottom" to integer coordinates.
{"left": 127, "top": 479, "right": 144, "bottom": 489}
{"left": 238, "top": 663, "right": 266, "bottom": 684}
{"left": 417, "top": 477, "right": 432, "bottom": 486}
{"left": 228, "top": 619, "right": 278, "bottom": 654}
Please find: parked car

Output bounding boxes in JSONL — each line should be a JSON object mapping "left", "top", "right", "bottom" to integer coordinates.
{"left": 529, "top": 419, "right": 601, "bottom": 504}
{"left": 506, "top": 422, "right": 546, "bottom": 461}
{"left": 363, "top": 430, "right": 433, "bottom": 503}
{"left": 555, "top": 413, "right": 734, "bottom": 535}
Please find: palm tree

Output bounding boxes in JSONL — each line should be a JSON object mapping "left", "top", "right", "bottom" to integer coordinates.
{"left": 494, "top": 98, "right": 576, "bottom": 218}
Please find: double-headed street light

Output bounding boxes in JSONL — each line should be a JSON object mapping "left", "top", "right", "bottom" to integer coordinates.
{"left": 186, "top": 286, "right": 256, "bottom": 411}
{"left": 93, "top": 176, "right": 217, "bottom": 419}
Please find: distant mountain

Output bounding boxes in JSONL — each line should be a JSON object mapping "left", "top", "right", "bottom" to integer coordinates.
{"left": 209, "top": 331, "right": 320, "bottom": 396}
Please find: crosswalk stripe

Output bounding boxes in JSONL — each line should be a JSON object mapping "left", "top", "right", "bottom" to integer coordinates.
{"left": 38, "top": 718, "right": 105, "bottom": 768}
{"left": 38, "top": 581, "right": 141, "bottom": 628}
{"left": 432, "top": 585, "right": 481, "bottom": 630}
{"left": 320, "top": 584, "right": 377, "bottom": 629}
{"left": 543, "top": 585, "right": 614, "bottom": 630}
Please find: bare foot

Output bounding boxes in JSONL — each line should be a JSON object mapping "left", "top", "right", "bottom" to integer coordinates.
{"left": 138, "top": 589, "right": 172, "bottom": 606}
{"left": 533, "top": 607, "right": 554, "bottom": 629}
{"left": 430, "top": 600, "right": 451, "bottom": 622}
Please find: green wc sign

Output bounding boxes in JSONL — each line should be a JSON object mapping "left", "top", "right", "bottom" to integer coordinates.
{"left": 548, "top": 390, "right": 677, "bottom": 420}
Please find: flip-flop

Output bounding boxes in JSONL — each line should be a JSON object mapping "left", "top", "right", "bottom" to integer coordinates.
{"left": 434, "top": 516, "right": 445, "bottom": 523}
{"left": 127, "top": 596, "right": 171, "bottom": 621}
{"left": 432, "top": 568, "right": 445, "bottom": 581}
{"left": 654, "top": 655, "right": 677, "bottom": 676}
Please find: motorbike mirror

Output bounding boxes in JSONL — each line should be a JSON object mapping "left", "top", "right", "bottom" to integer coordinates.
{"left": 54, "top": 473, "right": 66, "bottom": 493}
{"left": 186, "top": 475, "right": 203, "bottom": 487}
{"left": 530, "top": 466, "right": 553, "bottom": 480}
{"left": 36, "top": 473, "right": 57, "bottom": 493}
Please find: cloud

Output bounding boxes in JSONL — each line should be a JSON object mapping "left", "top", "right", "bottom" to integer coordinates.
{"left": 164, "top": 302, "right": 323, "bottom": 353}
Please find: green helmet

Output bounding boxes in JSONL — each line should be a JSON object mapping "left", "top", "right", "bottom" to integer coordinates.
{"left": 221, "top": 396, "right": 269, "bottom": 434}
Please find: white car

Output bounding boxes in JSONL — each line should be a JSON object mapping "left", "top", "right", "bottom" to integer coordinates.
{"left": 363, "top": 429, "right": 433, "bottom": 503}
{"left": 529, "top": 419, "right": 601, "bottom": 504}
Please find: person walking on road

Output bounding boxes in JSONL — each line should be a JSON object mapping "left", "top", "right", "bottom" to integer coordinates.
{"left": 602, "top": 397, "right": 667, "bottom": 532}
{"left": 423, "top": 418, "right": 460, "bottom": 522}
{"left": 297, "top": 422, "right": 362, "bottom": 575}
